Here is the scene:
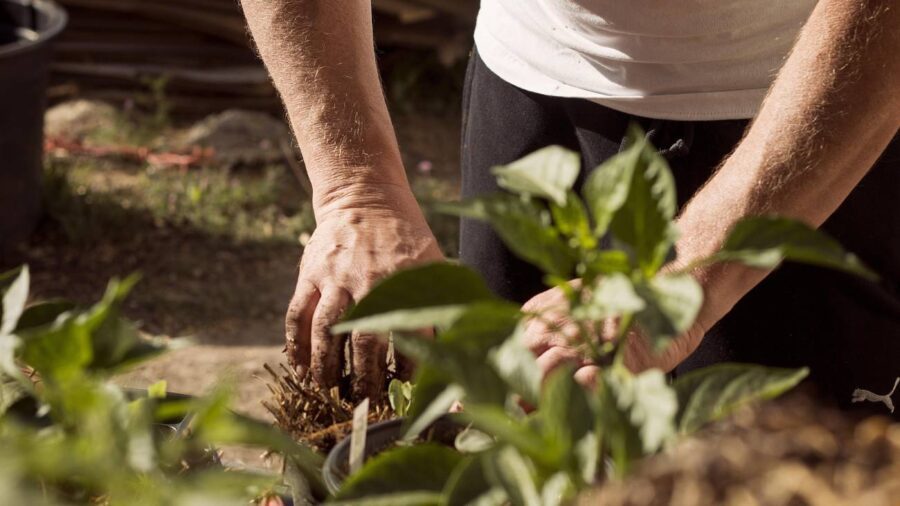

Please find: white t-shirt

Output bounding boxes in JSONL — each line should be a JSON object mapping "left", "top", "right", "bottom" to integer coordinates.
{"left": 474, "top": 0, "right": 816, "bottom": 120}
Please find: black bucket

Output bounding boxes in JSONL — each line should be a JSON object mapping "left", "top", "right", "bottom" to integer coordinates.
{"left": 322, "top": 415, "right": 464, "bottom": 495}
{"left": 0, "top": 0, "right": 66, "bottom": 250}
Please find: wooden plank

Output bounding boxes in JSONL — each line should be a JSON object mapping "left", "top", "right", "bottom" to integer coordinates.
{"left": 58, "top": 0, "right": 250, "bottom": 45}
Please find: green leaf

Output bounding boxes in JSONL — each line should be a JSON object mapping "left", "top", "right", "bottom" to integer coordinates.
{"left": 388, "top": 379, "right": 413, "bottom": 417}
{"left": 550, "top": 191, "right": 594, "bottom": 247}
{"left": 605, "top": 368, "right": 677, "bottom": 454}
{"left": 468, "top": 488, "right": 509, "bottom": 506}
{"left": 674, "top": 363, "right": 809, "bottom": 435}
{"left": 573, "top": 432, "right": 599, "bottom": 484}
{"left": 284, "top": 455, "right": 316, "bottom": 506}
{"left": 401, "top": 384, "right": 463, "bottom": 442}
{"left": 541, "top": 472, "right": 576, "bottom": 506}
{"left": 335, "top": 305, "right": 470, "bottom": 335}
{"left": 455, "top": 426, "right": 495, "bottom": 454}
{"left": 489, "top": 325, "right": 541, "bottom": 406}
{"left": 439, "top": 302, "right": 522, "bottom": 354}
{"left": 391, "top": 334, "right": 450, "bottom": 372}
{"left": 405, "top": 365, "right": 454, "bottom": 427}
{"left": 486, "top": 446, "right": 541, "bottom": 506}
{"left": 147, "top": 380, "right": 167, "bottom": 399}
{"left": 715, "top": 216, "right": 878, "bottom": 281}
{"left": 438, "top": 196, "right": 577, "bottom": 277}
{"left": 0, "top": 374, "right": 28, "bottom": 416}
{"left": 189, "top": 386, "right": 326, "bottom": 496}
{"left": 572, "top": 273, "right": 645, "bottom": 321}
{"left": 582, "top": 250, "right": 632, "bottom": 277}
{"left": 492, "top": 145, "right": 580, "bottom": 206}
{"left": 114, "top": 336, "right": 190, "bottom": 372}
{"left": 391, "top": 303, "right": 520, "bottom": 408}
{"left": 539, "top": 367, "right": 593, "bottom": 458}
{"left": 331, "top": 492, "right": 445, "bottom": 506}
{"left": 1, "top": 266, "right": 29, "bottom": 336}
{"left": 336, "top": 444, "right": 462, "bottom": 500}
{"left": 124, "top": 397, "right": 157, "bottom": 472}
{"left": 338, "top": 298, "right": 518, "bottom": 338}
{"left": 81, "top": 275, "right": 142, "bottom": 369}
{"left": 392, "top": 334, "right": 506, "bottom": 406}
{"left": 14, "top": 274, "right": 173, "bottom": 377}
{"left": 583, "top": 146, "right": 637, "bottom": 237}
{"left": 0, "top": 334, "right": 27, "bottom": 386}
{"left": 332, "top": 263, "right": 511, "bottom": 334}
{"left": 13, "top": 301, "right": 75, "bottom": 332}
{"left": 463, "top": 405, "right": 552, "bottom": 467}
{"left": 18, "top": 312, "right": 93, "bottom": 380}
{"left": 444, "top": 456, "right": 492, "bottom": 506}
{"left": 343, "top": 263, "right": 495, "bottom": 319}
{"left": 634, "top": 273, "right": 703, "bottom": 348}
{"left": 608, "top": 125, "right": 678, "bottom": 275}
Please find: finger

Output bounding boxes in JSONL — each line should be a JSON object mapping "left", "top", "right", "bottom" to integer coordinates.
{"left": 535, "top": 346, "right": 588, "bottom": 380}
{"left": 310, "top": 287, "right": 352, "bottom": 388}
{"left": 522, "top": 324, "right": 572, "bottom": 356}
{"left": 351, "top": 331, "right": 389, "bottom": 402}
{"left": 599, "top": 317, "right": 620, "bottom": 342}
{"left": 574, "top": 365, "right": 600, "bottom": 389}
{"left": 285, "top": 279, "right": 319, "bottom": 375}
{"left": 522, "top": 312, "right": 581, "bottom": 353}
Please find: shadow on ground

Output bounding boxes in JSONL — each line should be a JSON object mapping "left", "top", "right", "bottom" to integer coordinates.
{"left": 2, "top": 177, "right": 299, "bottom": 347}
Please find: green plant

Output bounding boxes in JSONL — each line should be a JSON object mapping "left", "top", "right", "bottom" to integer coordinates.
{"left": 388, "top": 380, "right": 414, "bottom": 418}
{"left": 331, "top": 125, "right": 875, "bottom": 505}
{"left": 0, "top": 266, "right": 324, "bottom": 505}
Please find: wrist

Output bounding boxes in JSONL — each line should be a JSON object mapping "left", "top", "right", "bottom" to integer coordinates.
{"left": 313, "top": 179, "right": 422, "bottom": 221}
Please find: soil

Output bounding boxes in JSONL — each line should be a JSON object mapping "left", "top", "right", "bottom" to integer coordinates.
{"left": 581, "top": 387, "right": 900, "bottom": 506}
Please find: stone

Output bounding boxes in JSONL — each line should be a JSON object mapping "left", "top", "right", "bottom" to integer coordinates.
{"left": 44, "top": 99, "right": 119, "bottom": 141}
{"left": 178, "top": 109, "right": 293, "bottom": 168}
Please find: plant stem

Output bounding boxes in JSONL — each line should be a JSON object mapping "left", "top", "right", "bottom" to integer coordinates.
{"left": 611, "top": 313, "right": 634, "bottom": 370}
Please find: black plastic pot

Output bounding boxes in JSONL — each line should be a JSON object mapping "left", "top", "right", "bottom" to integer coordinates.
{"left": 322, "top": 415, "right": 463, "bottom": 495}
{"left": 0, "top": 0, "right": 66, "bottom": 250}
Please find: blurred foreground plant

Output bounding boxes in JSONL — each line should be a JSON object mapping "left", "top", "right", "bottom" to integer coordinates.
{"left": 332, "top": 125, "right": 875, "bottom": 505}
{"left": 0, "top": 267, "right": 324, "bottom": 505}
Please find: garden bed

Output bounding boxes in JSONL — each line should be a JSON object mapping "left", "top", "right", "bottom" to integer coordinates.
{"left": 583, "top": 388, "right": 900, "bottom": 505}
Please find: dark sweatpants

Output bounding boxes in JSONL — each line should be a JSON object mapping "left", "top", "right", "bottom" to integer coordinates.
{"left": 459, "top": 49, "right": 900, "bottom": 414}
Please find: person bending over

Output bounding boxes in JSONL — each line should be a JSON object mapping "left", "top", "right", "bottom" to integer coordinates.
{"left": 239, "top": 0, "right": 900, "bottom": 407}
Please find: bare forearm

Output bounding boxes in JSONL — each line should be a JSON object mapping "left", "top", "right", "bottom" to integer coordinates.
{"left": 240, "top": 0, "right": 412, "bottom": 214}
{"left": 676, "top": 0, "right": 900, "bottom": 339}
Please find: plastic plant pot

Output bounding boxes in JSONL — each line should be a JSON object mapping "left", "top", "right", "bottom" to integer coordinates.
{"left": 0, "top": 0, "right": 66, "bottom": 251}
{"left": 322, "top": 415, "right": 464, "bottom": 495}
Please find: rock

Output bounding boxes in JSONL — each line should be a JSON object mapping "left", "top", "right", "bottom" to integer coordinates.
{"left": 44, "top": 99, "right": 119, "bottom": 141}
{"left": 178, "top": 109, "right": 293, "bottom": 168}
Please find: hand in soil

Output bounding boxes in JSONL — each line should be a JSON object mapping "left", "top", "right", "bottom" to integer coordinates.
{"left": 285, "top": 205, "right": 443, "bottom": 400}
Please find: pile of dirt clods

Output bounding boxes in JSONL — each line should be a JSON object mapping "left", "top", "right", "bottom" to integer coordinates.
{"left": 582, "top": 389, "right": 900, "bottom": 506}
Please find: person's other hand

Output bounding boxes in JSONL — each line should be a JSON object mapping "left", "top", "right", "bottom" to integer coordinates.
{"left": 521, "top": 284, "right": 600, "bottom": 387}
{"left": 285, "top": 188, "right": 443, "bottom": 401}
{"left": 521, "top": 283, "right": 705, "bottom": 387}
